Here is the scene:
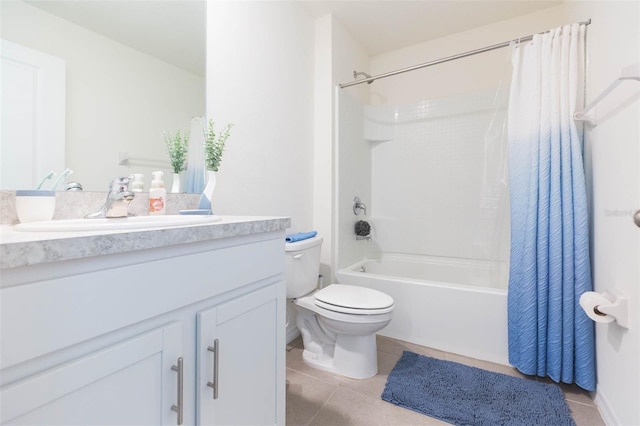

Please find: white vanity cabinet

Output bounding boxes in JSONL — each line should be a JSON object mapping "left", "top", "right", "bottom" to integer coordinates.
{"left": 197, "top": 284, "right": 281, "bottom": 425}
{"left": 0, "top": 228, "right": 287, "bottom": 426}
{"left": 0, "top": 322, "right": 184, "bottom": 425}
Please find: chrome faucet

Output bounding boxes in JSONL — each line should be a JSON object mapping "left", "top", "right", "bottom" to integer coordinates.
{"left": 86, "top": 176, "right": 135, "bottom": 218}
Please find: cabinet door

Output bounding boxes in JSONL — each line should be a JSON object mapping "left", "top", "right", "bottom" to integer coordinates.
{"left": 1, "top": 322, "right": 183, "bottom": 425}
{"left": 197, "top": 283, "right": 285, "bottom": 426}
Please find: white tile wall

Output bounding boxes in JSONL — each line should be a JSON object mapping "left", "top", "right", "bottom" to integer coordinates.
{"left": 365, "top": 89, "right": 510, "bottom": 262}
{"left": 336, "top": 90, "right": 374, "bottom": 269}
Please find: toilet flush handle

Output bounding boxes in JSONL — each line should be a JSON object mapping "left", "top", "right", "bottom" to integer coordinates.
{"left": 293, "top": 254, "right": 304, "bottom": 260}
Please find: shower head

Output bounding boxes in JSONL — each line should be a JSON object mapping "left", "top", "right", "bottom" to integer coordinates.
{"left": 353, "top": 70, "right": 374, "bottom": 84}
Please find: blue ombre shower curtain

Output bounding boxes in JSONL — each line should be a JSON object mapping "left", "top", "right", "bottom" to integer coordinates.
{"left": 507, "top": 23, "right": 595, "bottom": 391}
{"left": 185, "top": 116, "right": 206, "bottom": 194}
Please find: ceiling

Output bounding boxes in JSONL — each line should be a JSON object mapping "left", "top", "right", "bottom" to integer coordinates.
{"left": 25, "top": 0, "right": 561, "bottom": 76}
{"left": 301, "top": 1, "right": 561, "bottom": 56}
{"left": 25, "top": 0, "right": 206, "bottom": 76}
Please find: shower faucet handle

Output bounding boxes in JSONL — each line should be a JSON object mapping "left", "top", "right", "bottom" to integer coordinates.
{"left": 353, "top": 196, "right": 367, "bottom": 216}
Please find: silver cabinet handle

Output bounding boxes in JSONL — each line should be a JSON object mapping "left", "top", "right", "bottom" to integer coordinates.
{"left": 206, "top": 339, "right": 219, "bottom": 399}
{"left": 171, "top": 357, "right": 184, "bottom": 425}
{"left": 634, "top": 209, "right": 640, "bottom": 228}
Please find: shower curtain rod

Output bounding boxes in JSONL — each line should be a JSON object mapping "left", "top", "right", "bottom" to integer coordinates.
{"left": 339, "top": 19, "right": 591, "bottom": 88}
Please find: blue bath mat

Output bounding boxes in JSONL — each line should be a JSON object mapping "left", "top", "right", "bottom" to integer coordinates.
{"left": 382, "top": 351, "right": 575, "bottom": 426}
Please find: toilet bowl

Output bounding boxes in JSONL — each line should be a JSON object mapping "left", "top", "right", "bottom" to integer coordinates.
{"left": 293, "top": 285, "right": 393, "bottom": 378}
{"left": 285, "top": 236, "right": 394, "bottom": 379}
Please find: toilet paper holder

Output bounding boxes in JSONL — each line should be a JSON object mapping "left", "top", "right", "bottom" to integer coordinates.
{"left": 580, "top": 289, "right": 629, "bottom": 329}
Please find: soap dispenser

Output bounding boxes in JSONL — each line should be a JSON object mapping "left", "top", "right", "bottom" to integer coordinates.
{"left": 131, "top": 174, "right": 145, "bottom": 192}
{"left": 149, "top": 171, "right": 166, "bottom": 215}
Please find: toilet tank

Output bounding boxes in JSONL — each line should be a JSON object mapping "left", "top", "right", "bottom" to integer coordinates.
{"left": 285, "top": 236, "right": 323, "bottom": 298}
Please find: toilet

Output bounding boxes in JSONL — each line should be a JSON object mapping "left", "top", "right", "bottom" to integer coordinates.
{"left": 285, "top": 236, "right": 394, "bottom": 379}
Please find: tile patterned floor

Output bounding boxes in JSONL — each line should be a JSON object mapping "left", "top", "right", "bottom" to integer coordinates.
{"left": 286, "top": 335, "right": 605, "bottom": 426}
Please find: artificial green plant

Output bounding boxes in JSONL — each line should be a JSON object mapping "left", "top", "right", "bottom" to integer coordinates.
{"left": 204, "top": 119, "right": 233, "bottom": 172}
{"left": 163, "top": 129, "right": 189, "bottom": 174}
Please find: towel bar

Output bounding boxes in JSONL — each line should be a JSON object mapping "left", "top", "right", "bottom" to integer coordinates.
{"left": 574, "top": 63, "right": 640, "bottom": 125}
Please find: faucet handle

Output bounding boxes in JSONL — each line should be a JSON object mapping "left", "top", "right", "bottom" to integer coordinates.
{"left": 353, "top": 196, "right": 367, "bottom": 216}
{"left": 86, "top": 176, "right": 135, "bottom": 219}
{"left": 109, "top": 176, "right": 133, "bottom": 192}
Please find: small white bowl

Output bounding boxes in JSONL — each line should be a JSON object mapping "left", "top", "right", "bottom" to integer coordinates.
{"left": 15, "top": 190, "right": 56, "bottom": 223}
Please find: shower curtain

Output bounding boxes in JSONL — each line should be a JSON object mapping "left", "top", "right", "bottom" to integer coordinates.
{"left": 507, "top": 23, "right": 595, "bottom": 391}
{"left": 185, "top": 116, "right": 206, "bottom": 193}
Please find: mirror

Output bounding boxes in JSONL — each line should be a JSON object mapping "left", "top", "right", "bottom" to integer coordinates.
{"left": 0, "top": 0, "right": 206, "bottom": 192}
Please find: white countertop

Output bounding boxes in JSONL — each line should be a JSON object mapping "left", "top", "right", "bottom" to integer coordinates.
{"left": 0, "top": 216, "right": 290, "bottom": 269}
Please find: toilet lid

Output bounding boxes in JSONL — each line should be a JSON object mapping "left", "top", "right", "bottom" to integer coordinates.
{"left": 314, "top": 285, "right": 394, "bottom": 313}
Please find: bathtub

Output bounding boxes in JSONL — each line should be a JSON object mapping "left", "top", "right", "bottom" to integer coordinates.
{"left": 336, "top": 254, "right": 509, "bottom": 365}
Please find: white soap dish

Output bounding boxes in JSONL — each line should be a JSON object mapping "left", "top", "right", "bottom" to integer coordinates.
{"left": 179, "top": 209, "right": 213, "bottom": 216}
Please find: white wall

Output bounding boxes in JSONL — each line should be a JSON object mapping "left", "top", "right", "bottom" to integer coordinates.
{"left": 565, "top": 3, "right": 639, "bottom": 425}
{"left": 206, "top": 1, "right": 315, "bottom": 234}
{"left": 323, "top": 17, "right": 373, "bottom": 274}
{"left": 366, "top": 90, "right": 510, "bottom": 265}
{"left": 313, "top": 15, "right": 371, "bottom": 279}
{"left": 206, "top": 2, "right": 315, "bottom": 343}
{"left": 313, "top": 15, "right": 335, "bottom": 283}
{"left": 370, "top": 16, "right": 515, "bottom": 105}
{"left": 367, "top": 3, "right": 639, "bottom": 424}
{"left": 336, "top": 89, "right": 373, "bottom": 270}
{"left": 1, "top": 1, "right": 205, "bottom": 192}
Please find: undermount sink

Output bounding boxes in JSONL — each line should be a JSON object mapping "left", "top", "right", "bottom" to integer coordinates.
{"left": 13, "top": 215, "right": 222, "bottom": 232}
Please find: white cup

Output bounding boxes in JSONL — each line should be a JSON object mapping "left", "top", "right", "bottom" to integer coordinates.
{"left": 15, "top": 190, "right": 56, "bottom": 223}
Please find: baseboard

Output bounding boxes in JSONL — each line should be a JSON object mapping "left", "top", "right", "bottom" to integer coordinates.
{"left": 594, "top": 389, "right": 619, "bottom": 425}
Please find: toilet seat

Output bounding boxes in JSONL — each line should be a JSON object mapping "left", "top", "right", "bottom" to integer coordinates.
{"left": 295, "top": 294, "right": 393, "bottom": 324}
{"left": 314, "top": 284, "right": 394, "bottom": 315}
